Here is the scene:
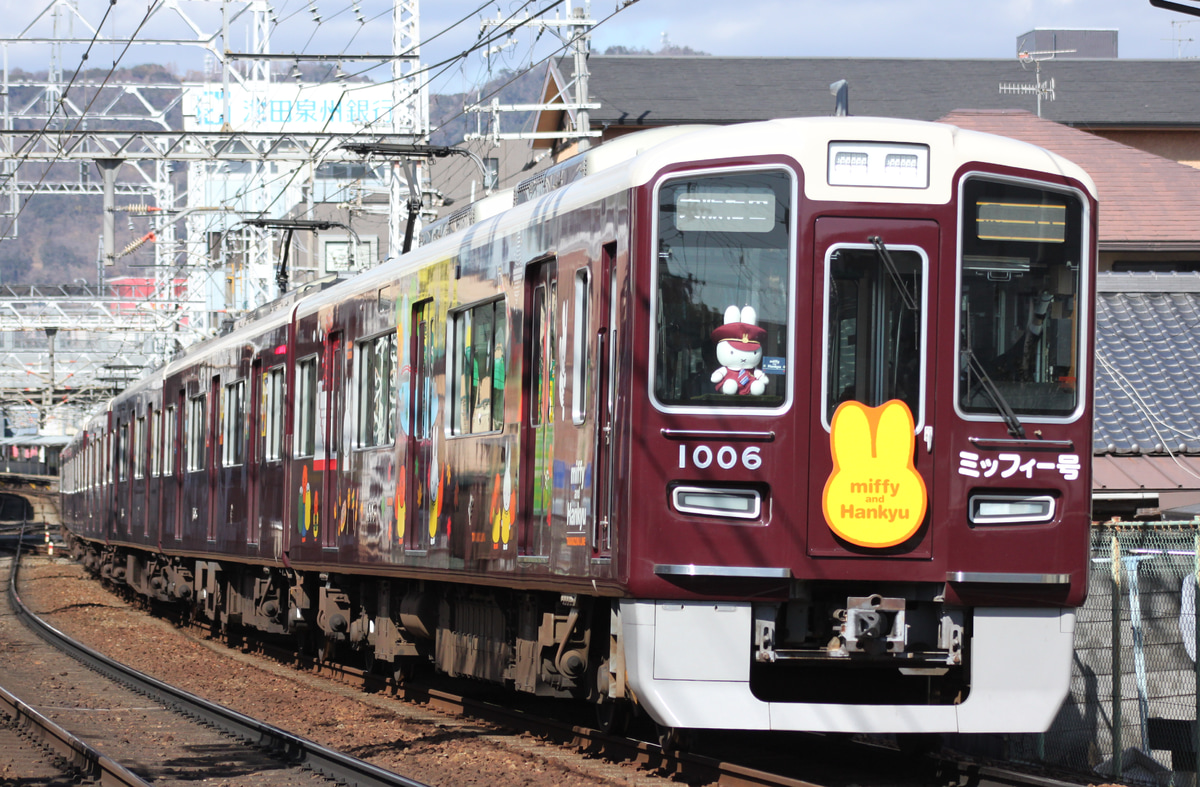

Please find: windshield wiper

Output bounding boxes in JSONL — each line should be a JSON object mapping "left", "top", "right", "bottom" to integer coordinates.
{"left": 869, "top": 236, "right": 918, "bottom": 311}
{"left": 963, "top": 348, "right": 1026, "bottom": 439}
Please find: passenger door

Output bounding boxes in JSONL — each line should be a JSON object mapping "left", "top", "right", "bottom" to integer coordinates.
{"left": 321, "top": 332, "right": 345, "bottom": 550}
{"left": 519, "top": 259, "right": 557, "bottom": 558}
{"left": 807, "top": 218, "right": 939, "bottom": 558}
{"left": 405, "top": 301, "right": 436, "bottom": 552}
{"left": 247, "top": 359, "right": 262, "bottom": 546}
{"left": 592, "top": 245, "right": 616, "bottom": 559}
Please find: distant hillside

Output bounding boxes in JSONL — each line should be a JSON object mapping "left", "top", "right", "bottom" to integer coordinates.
{"left": 0, "top": 194, "right": 106, "bottom": 285}
{"left": 430, "top": 68, "right": 544, "bottom": 146}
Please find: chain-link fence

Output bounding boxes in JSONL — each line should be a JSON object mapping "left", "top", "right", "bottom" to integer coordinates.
{"left": 964, "top": 523, "right": 1200, "bottom": 787}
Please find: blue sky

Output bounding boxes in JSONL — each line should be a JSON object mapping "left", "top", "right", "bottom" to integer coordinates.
{"left": 424, "top": 0, "right": 1200, "bottom": 94}
{"left": 3, "top": 0, "right": 1198, "bottom": 94}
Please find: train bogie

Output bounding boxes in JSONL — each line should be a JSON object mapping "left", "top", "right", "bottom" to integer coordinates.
{"left": 61, "top": 116, "right": 1097, "bottom": 736}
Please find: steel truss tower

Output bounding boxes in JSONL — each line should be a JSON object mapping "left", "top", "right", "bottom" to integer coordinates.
{"left": 0, "top": 0, "right": 429, "bottom": 433}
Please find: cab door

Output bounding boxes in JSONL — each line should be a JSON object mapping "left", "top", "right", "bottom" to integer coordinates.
{"left": 807, "top": 218, "right": 939, "bottom": 558}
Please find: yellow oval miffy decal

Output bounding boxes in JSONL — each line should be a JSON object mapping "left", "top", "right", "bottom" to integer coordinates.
{"left": 822, "top": 399, "right": 927, "bottom": 548}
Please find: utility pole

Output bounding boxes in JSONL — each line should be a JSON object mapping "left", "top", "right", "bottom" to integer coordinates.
{"left": 466, "top": 0, "right": 600, "bottom": 147}
{"left": 41, "top": 327, "right": 55, "bottom": 428}
{"left": 390, "top": 0, "right": 427, "bottom": 262}
{"left": 0, "top": 0, "right": 432, "bottom": 430}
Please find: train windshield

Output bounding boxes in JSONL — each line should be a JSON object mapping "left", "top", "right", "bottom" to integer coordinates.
{"left": 653, "top": 169, "right": 792, "bottom": 409}
{"left": 958, "top": 178, "right": 1085, "bottom": 418}
{"left": 824, "top": 242, "right": 926, "bottom": 425}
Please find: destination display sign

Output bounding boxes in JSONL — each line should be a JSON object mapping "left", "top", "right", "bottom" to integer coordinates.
{"left": 675, "top": 188, "right": 776, "bottom": 233}
{"left": 976, "top": 200, "right": 1066, "bottom": 243}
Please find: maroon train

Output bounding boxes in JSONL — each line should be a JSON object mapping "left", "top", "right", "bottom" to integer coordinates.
{"left": 60, "top": 116, "right": 1097, "bottom": 736}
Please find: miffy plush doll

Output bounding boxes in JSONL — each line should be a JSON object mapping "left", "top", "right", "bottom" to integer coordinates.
{"left": 710, "top": 305, "right": 768, "bottom": 395}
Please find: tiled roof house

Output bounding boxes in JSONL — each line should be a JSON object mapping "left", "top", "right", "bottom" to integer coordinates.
{"left": 539, "top": 56, "right": 1200, "bottom": 167}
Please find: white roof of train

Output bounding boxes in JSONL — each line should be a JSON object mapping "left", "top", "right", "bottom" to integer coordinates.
{"left": 91, "top": 116, "right": 1098, "bottom": 421}
{"left": 298, "top": 116, "right": 1100, "bottom": 317}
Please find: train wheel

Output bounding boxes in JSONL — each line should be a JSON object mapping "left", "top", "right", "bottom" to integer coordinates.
{"left": 655, "top": 723, "right": 693, "bottom": 754}
{"left": 393, "top": 658, "right": 417, "bottom": 685}
{"left": 594, "top": 697, "right": 630, "bottom": 736}
{"left": 896, "top": 733, "right": 942, "bottom": 757}
{"left": 319, "top": 635, "right": 337, "bottom": 663}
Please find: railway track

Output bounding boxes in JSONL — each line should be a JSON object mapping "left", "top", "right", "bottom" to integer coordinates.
{"left": 0, "top": 680, "right": 150, "bottom": 786}
{"left": 2, "top": 545, "right": 434, "bottom": 787}
{"left": 196, "top": 595, "right": 1097, "bottom": 787}
{"left": 20, "top": 550, "right": 1099, "bottom": 787}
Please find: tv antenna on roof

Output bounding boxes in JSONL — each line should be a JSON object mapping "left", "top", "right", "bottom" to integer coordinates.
{"left": 1165, "top": 20, "right": 1195, "bottom": 58}
{"left": 999, "top": 48, "right": 1074, "bottom": 118}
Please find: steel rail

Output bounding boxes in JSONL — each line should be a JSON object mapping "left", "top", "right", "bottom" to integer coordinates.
{"left": 57, "top": 535, "right": 1097, "bottom": 787}
{"left": 226, "top": 617, "right": 1094, "bottom": 787}
{"left": 8, "top": 539, "right": 433, "bottom": 787}
{"left": 0, "top": 675, "right": 151, "bottom": 786}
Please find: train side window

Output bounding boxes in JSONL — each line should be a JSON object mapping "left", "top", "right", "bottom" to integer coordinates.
{"left": 264, "top": 366, "right": 285, "bottom": 461}
{"left": 118, "top": 422, "right": 129, "bottom": 482}
{"left": 355, "top": 333, "right": 398, "bottom": 447}
{"left": 450, "top": 298, "right": 506, "bottom": 435}
{"left": 530, "top": 284, "right": 553, "bottom": 428}
{"left": 149, "top": 409, "right": 160, "bottom": 477}
{"left": 186, "top": 395, "right": 206, "bottom": 472}
{"left": 572, "top": 270, "right": 590, "bottom": 425}
{"left": 164, "top": 405, "right": 176, "bottom": 476}
{"left": 133, "top": 416, "right": 146, "bottom": 480}
{"left": 295, "top": 356, "right": 318, "bottom": 457}
{"left": 222, "top": 380, "right": 246, "bottom": 467}
{"left": 652, "top": 169, "right": 792, "bottom": 410}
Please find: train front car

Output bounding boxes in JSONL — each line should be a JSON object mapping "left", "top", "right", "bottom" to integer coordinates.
{"left": 622, "top": 117, "right": 1095, "bottom": 735}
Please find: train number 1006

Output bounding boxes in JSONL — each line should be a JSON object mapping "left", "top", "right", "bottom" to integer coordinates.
{"left": 678, "top": 445, "right": 763, "bottom": 471}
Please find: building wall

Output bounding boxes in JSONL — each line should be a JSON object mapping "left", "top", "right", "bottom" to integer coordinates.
{"left": 428, "top": 138, "right": 550, "bottom": 220}
{"left": 1089, "top": 129, "right": 1200, "bottom": 170}
{"left": 1100, "top": 251, "right": 1200, "bottom": 272}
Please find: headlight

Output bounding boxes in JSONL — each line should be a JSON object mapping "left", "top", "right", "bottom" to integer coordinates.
{"left": 969, "top": 494, "right": 1055, "bottom": 525}
{"left": 672, "top": 486, "right": 762, "bottom": 520}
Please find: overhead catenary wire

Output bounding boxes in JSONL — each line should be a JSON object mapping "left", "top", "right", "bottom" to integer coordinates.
{"left": 179, "top": 0, "right": 549, "bottom": 223}
{"left": 249, "top": 0, "right": 630, "bottom": 220}
{"left": 0, "top": 0, "right": 168, "bottom": 241}
{"left": 0, "top": 0, "right": 641, "bottom": 332}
